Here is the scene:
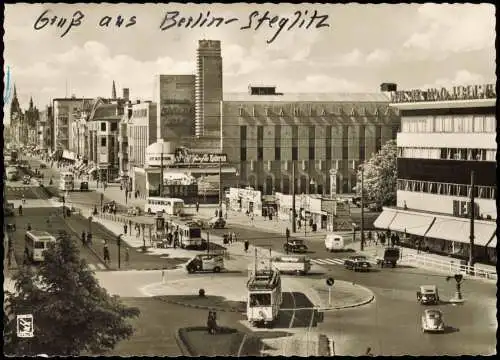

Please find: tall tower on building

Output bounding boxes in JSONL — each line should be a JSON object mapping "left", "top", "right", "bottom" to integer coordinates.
{"left": 10, "top": 84, "right": 22, "bottom": 123}
{"left": 112, "top": 80, "right": 117, "bottom": 99}
{"left": 195, "top": 40, "right": 223, "bottom": 138}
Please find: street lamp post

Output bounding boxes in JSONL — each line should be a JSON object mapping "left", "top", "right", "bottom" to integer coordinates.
{"left": 292, "top": 160, "right": 296, "bottom": 233}
{"left": 117, "top": 234, "right": 123, "bottom": 269}
{"left": 219, "top": 152, "right": 223, "bottom": 219}
{"left": 360, "top": 166, "right": 365, "bottom": 252}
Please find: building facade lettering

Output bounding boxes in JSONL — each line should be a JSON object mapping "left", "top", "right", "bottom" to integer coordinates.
{"left": 391, "top": 84, "right": 496, "bottom": 103}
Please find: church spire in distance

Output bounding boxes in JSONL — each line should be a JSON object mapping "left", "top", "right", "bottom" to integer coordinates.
{"left": 112, "top": 80, "right": 117, "bottom": 99}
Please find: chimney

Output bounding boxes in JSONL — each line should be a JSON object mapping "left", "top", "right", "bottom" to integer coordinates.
{"left": 122, "top": 88, "right": 130, "bottom": 101}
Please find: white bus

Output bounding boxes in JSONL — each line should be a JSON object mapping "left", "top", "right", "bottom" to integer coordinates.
{"left": 246, "top": 269, "right": 283, "bottom": 327}
{"left": 59, "top": 172, "right": 75, "bottom": 191}
{"left": 6, "top": 166, "right": 19, "bottom": 181}
{"left": 145, "top": 197, "right": 184, "bottom": 216}
{"left": 271, "top": 255, "right": 312, "bottom": 275}
{"left": 166, "top": 218, "right": 204, "bottom": 249}
{"left": 25, "top": 230, "right": 57, "bottom": 262}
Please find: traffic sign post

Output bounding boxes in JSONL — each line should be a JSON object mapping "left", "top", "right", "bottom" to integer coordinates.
{"left": 326, "top": 278, "right": 335, "bottom": 306}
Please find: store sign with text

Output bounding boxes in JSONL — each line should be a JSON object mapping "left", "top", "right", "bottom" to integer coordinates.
{"left": 392, "top": 84, "right": 496, "bottom": 103}
{"left": 175, "top": 147, "right": 227, "bottom": 164}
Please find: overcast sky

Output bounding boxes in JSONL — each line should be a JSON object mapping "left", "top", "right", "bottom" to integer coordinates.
{"left": 3, "top": 3, "right": 496, "bottom": 119}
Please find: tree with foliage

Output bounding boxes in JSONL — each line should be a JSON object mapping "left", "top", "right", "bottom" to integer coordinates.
{"left": 355, "top": 139, "right": 397, "bottom": 210}
{"left": 4, "top": 230, "right": 140, "bottom": 356}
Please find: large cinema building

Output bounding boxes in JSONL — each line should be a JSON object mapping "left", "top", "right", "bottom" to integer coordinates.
{"left": 375, "top": 84, "right": 497, "bottom": 265}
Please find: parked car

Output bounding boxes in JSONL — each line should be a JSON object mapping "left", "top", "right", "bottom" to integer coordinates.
{"left": 208, "top": 217, "right": 226, "bottom": 229}
{"left": 283, "top": 239, "right": 308, "bottom": 253}
{"left": 376, "top": 247, "right": 401, "bottom": 268}
{"left": 127, "top": 206, "right": 141, "bottom": 216}
{"left": 417, "top": 285, "right": 440, "bottom": 305}
{"left": 344, "top": 255, "right": 372, "bottom": 272}
{"left": 421, "top": 309, "right": 445, "bottom": 333}
{"left": 186, "top": 254, "right": 224, "bottom": 273}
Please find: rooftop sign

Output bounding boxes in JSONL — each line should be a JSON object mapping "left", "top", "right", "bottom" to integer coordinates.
{"left": 391, "top": 84, "right": 496, "bottom": 103}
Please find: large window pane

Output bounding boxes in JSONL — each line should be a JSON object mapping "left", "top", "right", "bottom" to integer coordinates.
{"left": 474, "top": 116, "right": 485, "bottom": 132}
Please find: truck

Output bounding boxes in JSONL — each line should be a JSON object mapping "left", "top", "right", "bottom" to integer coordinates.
{"left": 376, "top": 247, "right": 401, "bottom": 268}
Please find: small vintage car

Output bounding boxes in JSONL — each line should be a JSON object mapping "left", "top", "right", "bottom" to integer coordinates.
{"left": 344, "top": 255, "right": 372, "bottom": 272}
{"left": 80, "top": 181, "right": 89, "bottom": 191}
{"left": 186, "top": 254, "right": 225, "bottom": 273}
{"left": 421, "top": 309, "right": 445, "bottom": 333}
{"left": 283, "top": 239, "right": 308, "bottom": 253}
{"left": 127, "top": 206, "right": 141, "bottom": 216}
{"left": 417, "top": 285, "right": 440, "bottom": 305}
{"left": 208, "top": 216, "right": 226, "bottom": 229}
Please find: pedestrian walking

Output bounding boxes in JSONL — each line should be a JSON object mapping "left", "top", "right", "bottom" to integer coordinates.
{"left": 81, "top": 231, "right": 86, "bottom": 246}
{"left": 125, "top": 248, "right": 130, "bottom": 266}
{"left": 244, "top": 239, "right": 249, "bottom": 253}
{"left": 18, "top": 204, "right": 23, "bottom": 216}
{"left": 87, "top": 232, "right": 93, "bottom": 246}
{"left": 27, "top": 223, "right": 32, "bottom": 231}
{"left": 196, "top": 201, "right": 199, "bottom": 213}
{"left": 124, "top": 223, "right": 128, "bottom": 235}
{"left": 22, "top": 193, "right": 26, "bottom": 205}
{"left": 232, "top": 232, "right": 237, "bottom": 243}
{"left": 103, "top": 244, "right": 110, "bottom": 264}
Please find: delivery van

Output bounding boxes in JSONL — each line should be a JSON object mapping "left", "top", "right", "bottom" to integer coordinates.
{"left": 325, "top": 233, "right": 345, "bottom": 252}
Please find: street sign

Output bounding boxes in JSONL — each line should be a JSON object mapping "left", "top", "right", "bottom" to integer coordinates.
{"left": 326, "top": 277, "right": 335, "bottom": 286}
{"left": 326, "top": 277, "right": 335, "bottom": 306}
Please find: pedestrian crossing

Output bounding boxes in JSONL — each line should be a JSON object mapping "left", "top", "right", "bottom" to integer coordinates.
{"left": 87, "top": 263, "right": 107, "bottom": 271}
{"left": 311, "top": 257, "right": 378, "bottom": 266}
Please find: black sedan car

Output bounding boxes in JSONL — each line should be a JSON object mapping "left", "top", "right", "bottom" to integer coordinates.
{"left": 283, "top": 239, "right": 308, "bottom": 253}
{"left": 344, "top": 255, "right": 372, "bottom": 272}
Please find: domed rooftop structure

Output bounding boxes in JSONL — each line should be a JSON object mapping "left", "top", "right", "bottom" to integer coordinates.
{"left": 146, "top": 139, "right": 176, "bottom": 154}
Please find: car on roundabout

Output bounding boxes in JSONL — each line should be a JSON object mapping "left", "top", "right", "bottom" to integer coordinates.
{"left": 344, "top": 255, "right": 372, "bottom": 272}
{"left": 185, "top": 254, "right": 225, "bottom": 273}
{"left": 208, "top": 216, "right": 226, "bottom": 229}
{"left": 417, "top": 285, "right": 440, "bottom": 305}
{"left": 421, "top": 309, "right": 445, "bottom": 333}
{"left": 283, "top": 239, "right": 308, "bottom": 253}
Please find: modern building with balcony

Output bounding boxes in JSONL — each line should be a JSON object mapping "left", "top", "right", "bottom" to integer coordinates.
{"left": 375, "top": 83, "right": 497, "bottom": 265}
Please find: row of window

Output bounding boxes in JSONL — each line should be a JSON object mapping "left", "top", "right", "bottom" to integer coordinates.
{"left": 401, "top": 115, "right": 496, "bottom": 133}
{"left": 397, "top": 147, "right": 496, "bottom": 161}
{"left": 241, "top": 145, "right": 359, "bottom": 161}
{"left": 99, "top": 122, "right": 118, "bottom": 131}
{"left": 397, "top": 179, "right": 496, "bottom": 199}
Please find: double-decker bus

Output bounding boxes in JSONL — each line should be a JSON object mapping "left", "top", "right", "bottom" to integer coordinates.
{"left": 246, "top": 268, "right": 283, "bottom": 327}
{"left": 59, "top": 172, "right": 75, "bottom": 191}
{"left": 165, "top": 218, "right": 204, "bottom": 249}
{"left": 25, "top": 230, "right": 57, "bottom": 262}
{"left": 145, "top": 197, "right": 184, "bottom": 216}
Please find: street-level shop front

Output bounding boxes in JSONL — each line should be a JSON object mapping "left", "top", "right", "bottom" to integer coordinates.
{"left": 374, "top": 207, "right": 497, "bottom": 265}
{"left": 227, "top": 187, "right": 262, "bottom": 216}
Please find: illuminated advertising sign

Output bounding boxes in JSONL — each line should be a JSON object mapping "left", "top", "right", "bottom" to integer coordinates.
{"left": 391, "top": 84, "right": 496, "bottom": 103}
{"left": 174, "top": 147, "right": 227, "bottom": 164}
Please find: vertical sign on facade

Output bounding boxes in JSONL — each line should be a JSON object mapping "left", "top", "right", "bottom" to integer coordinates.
{"left": 329, "top": 168, "right": 338, "bottom": 198}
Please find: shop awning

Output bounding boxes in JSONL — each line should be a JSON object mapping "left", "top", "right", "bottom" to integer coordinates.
{"left": 62, "top": 150, "right": 76, "bottom": 161}
{"left": 486, "top": 234, "right": 496, "bottom": 249}
{"left": 388, "top": 212, "right": 435, "bottom": 237}
{"left": 374, "top": 208, "right": 397, "bottom": 229}
{"left": 426, "top": 217, "right": 496, "bottom": 247}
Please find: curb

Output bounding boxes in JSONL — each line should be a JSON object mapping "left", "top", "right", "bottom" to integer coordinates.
{"left": 315, "top": 283, "right": 376, "bottom": 311}
{"left": 155, "top": 296, "right": 245, "bottom": 313}
{"left": 175, "top": 328, "right": 194, "bottom": 356}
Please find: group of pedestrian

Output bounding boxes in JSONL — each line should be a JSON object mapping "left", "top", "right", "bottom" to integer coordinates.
{"left": 207, "top": 311, "right": 218, "bottom": 334}
{"left": 222, "top": 232, "right": 238, "bottom": 245}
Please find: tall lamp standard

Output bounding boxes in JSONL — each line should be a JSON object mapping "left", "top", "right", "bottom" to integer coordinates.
{"left": 359, "top": 165, "right": 365, "bottom": 251}
{"left": 218, "top": 151, "right": 223, "bottom": 219}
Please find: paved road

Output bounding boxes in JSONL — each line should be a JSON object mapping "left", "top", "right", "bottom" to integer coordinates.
{"left": 19, "top": 155, "right": 497, "bottom": 356}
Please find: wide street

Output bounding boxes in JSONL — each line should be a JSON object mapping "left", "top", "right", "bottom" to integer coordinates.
{"left": 6, "top": 153, "right": 497, "bottom": 356}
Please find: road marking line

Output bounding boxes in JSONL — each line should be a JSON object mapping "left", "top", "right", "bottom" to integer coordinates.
{"left": 88, "top": 264, "right": 96, "bottom": 271}
{"left": 311, "top": 259, "right": 330, "bottom": 265}
{"left": 322, "top": 258, "right": 342, "bottom": 265}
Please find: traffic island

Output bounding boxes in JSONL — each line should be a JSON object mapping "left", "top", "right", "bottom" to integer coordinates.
{"left": 155, "top": 295, "right": 246, "bottom": 313}
{"left": 177, "top": 326, "right": 269, "bottom": 357}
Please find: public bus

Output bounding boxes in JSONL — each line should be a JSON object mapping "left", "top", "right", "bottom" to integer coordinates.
{"left": 165, "top": 218, "right": 204, "bottom": 249}
{"left": 145, "top": 197, "right": 184, "bottom": 216}
{"left": 25, "top": 230, "right": 57, "bottom": 263}
{"left": 246, "top": 268, "right": 283, "bottom": 327}
{"left": 59, "top": 172, "right": 75, "bottom": 191}
{"left": 6, "top": 166, "right": 19, "bottom": 181}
